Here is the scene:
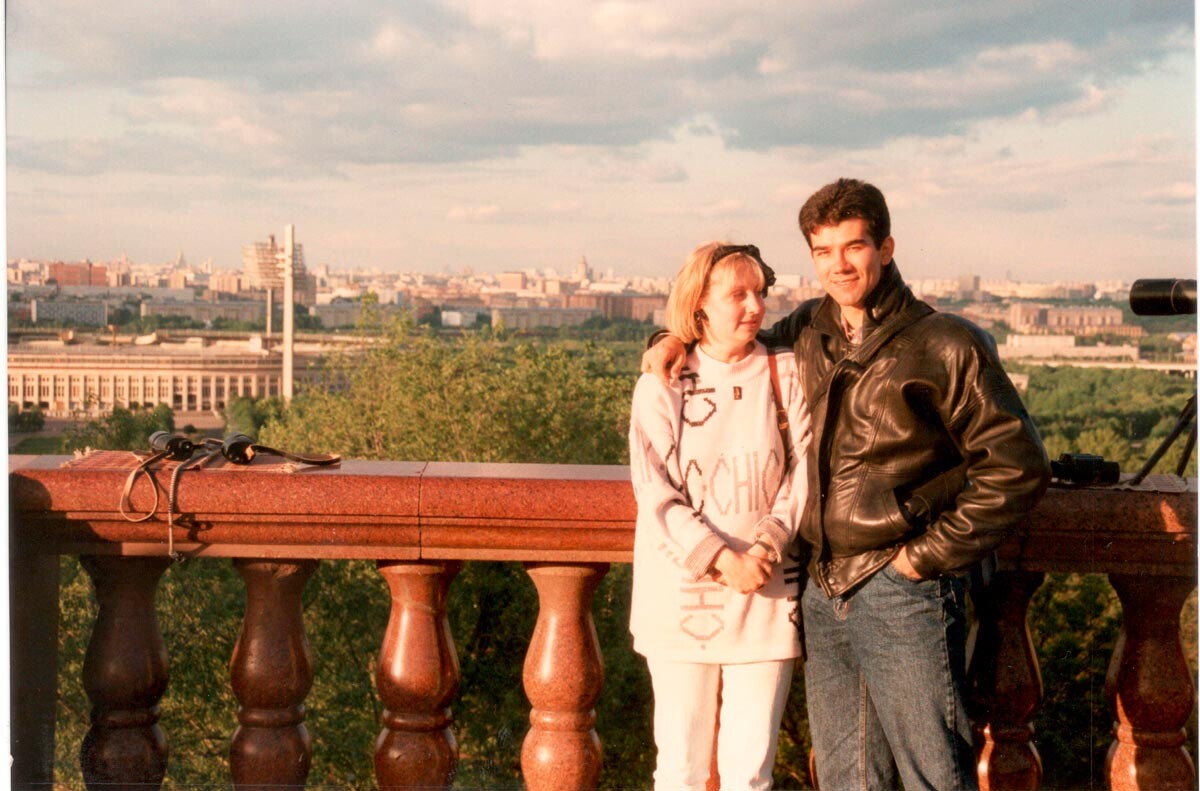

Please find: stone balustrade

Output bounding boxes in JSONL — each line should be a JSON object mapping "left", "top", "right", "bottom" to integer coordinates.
{"left": 8, "top": 454, "right": 1197, "bottom": 790}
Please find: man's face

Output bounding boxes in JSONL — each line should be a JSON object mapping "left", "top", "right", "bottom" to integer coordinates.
{"left": 809, "top": 218, "right": 894, "bottom": 317}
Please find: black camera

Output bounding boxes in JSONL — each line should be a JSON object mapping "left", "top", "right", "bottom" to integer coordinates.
{"left": 1050, "top": 453, "right": 1120, "bottom": 486}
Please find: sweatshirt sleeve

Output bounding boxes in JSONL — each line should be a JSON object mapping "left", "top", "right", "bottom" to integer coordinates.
{"left": 628, "top": 374, "right": 728, "bottom": 581}
{"left": 753, "top": 355, "right": 812, "bottom": 558}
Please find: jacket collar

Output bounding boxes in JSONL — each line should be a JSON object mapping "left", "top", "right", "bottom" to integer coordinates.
{"left": 806, "top": 260, "right": 934, "bottom": 406}
{"left": 811, "top": 260, "right": 915, "bottom": 341}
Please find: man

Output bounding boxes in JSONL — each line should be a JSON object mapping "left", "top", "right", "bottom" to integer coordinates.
{"left": 642, "top": 178, "right": 1050, "bottom": 789}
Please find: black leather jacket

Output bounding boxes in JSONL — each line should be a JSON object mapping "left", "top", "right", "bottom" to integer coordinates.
{"left": 763, "top": 263, "right": 1050, "bottom": 597}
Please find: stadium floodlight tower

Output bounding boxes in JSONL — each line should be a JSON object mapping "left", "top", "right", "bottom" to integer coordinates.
{"left": 241, "top": 226, "right": 306, "bottom": 401}
{"left": 283, "top": 224, "right": 296, "bottom": 401}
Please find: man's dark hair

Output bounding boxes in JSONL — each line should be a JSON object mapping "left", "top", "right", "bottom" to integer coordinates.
{"left": 798, "top": 178, "right": 891, "bottom": 249}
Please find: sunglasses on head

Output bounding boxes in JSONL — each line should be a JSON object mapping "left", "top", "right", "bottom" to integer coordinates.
{"left": 710, "top": 244, "right": 776, "bottom": 297}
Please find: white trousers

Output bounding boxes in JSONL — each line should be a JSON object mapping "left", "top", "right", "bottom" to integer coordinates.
{"left": 647, "top": 657, "right": 794, "bottom": 791}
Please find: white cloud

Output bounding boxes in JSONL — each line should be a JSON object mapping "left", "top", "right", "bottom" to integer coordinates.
{"left": 1142, "top": 182, "right": 1196, "bottom": 205}
{"left": 365, "top": 22, "right": 423, "bottom": 60}
{"left": 446, "top": 203, "right": 501, "bottom": 221}
{"left": 695, "top": 198, "right": 744, "bottom": 218}
{"left": 214, "top": 116, "right": 283, "bottom": 147}
{"left": 9, "top": 0, "right": 1192, "bottom": 173}
{"left": 653, "top": 198, "right": 745, "bottom": 219}
{"left": 975, "top": 39, "right": 1088, "bottom": 73}
{"left": 4, "top": 0, "right": 1194, "bottom": 283}
{"left": 447, "top": 0, "right": 753, "bottom": 61}
{"left": 1040, "top": 85, "right": 1114, "bottom": 121}
{"left": 919, "top": 137, "right": 970, "bottom": 157}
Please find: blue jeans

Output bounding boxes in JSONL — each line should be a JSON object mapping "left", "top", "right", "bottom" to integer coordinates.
{"left": 802, "top": 564, "right": 977, "bottom": 791}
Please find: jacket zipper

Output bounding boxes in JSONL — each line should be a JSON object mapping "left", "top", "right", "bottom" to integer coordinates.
{"left": 813, "top": 353, "right": 855, "bottom": 599}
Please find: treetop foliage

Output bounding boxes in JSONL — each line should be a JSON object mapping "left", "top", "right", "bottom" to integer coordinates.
{"left": 223, "top": 395, "right": 286, "bottom": 440}
{"left": 1015, "top": 364, "right": 1196, "bottom": 477}
{"left": 62, "top": 403, "right": 175, "bottom": 453}
{"left": 260, "top": 330, "right": 633, "bottom": 465}
{"left": 9, "top": 404, "right": 46, "bottom": 433}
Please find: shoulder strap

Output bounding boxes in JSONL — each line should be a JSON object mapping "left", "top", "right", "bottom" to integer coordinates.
{"left": 256, "top": 444, "right": 342, "bottom": 466}
{"left": 219, "top": 433, "right": 341, "bottom": 466}
{"left": 766, "top": 351, "right": 791, "bottom": 472}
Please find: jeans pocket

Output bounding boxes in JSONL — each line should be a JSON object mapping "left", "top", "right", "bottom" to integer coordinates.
{"left": 881, "top": 561, "right": 936, "bottom": 590}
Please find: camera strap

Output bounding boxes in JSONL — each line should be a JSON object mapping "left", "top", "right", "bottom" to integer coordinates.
{"left": 261, "top": 445, "right": 340, "bottom": 465}
{"left": 766, "top": 350, "right": 791, "bottom": 473}
{"left": 163, "top": 442, "right": 224, "bottom": 557}
{"left": 119, "top": 433, "right": 341, "bottom": 559}
{"left": 220, "top": 434, "right": 341, "bottom": 466}
{"left": 119, "top": 450, "right": 169, "bottom": 523}
{"left": 120, "top": 440, "right": 225, "bottom": 557}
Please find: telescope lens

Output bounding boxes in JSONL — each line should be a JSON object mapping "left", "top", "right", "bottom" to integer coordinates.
{"left": 1130, "top": 279, "right": 1197, "bottom": 316}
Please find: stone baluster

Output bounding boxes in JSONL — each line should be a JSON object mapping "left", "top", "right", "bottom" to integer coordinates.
{"left": 1105, "top": 573, "right": 1197, "bottom": 791}
{"left": 11, "top": 551, "right": 61, "bottom": 787}
{"left": 374, "top": 560, "right": 462, "bottom": 789}
{"left": 79, "top": 555, "right": 172, "bottom": 789}
{"left": 967, "top": 570, "right": 1046, "bottom": 791}
{"left": 229, "top": 559, "right": 318, "bottom": 788}
{"left": 521, "top": 563, "right": 608, "bottom": 791}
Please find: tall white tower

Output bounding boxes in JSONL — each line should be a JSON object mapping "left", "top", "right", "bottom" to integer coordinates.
{"left": 242, "top": 227, "right": 307, "bottom": 399}
{"left": 283, "top": 225, "right": 296, "bottom": 401}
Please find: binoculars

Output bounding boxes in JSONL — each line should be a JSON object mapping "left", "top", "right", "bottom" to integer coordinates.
{"left": 146, "top": 431, "right": 336, "bottom": 467}
{"left": 148, "top": 431, "right": 257, "bottom": 464}
{"left": 148, "top": 430, "right": 197, "bottom": 461}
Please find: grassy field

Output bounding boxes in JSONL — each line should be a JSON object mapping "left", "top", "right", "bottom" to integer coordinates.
{"left": 11, "top": 434, "right": 66, "bottom": 454}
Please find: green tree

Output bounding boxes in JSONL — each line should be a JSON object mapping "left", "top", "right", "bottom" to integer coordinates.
{"left": 223, "top": 396, "right": 286, "bottom": 440}
{"left": 62, "top": 404, "right": 175, "bottom": 452}
{"left": 122, "top": 314, "right": 206, "bottom": 333}
{"left": 1018, "top": 365, "right": 1197, "bottom": 477}
{"left": 295, "top": 309, "right": 323, "bottom": 331}
{"left": 1028, "top": 574, "right": 1124, "bottom": 789}
{"left": 256, "top": 331, "right": 645, "bottom": 788}
{"left": 557, "top": 316, "right": 657, "bottom": 342}
{"left": 210, "top": 317, "right": 267, "bottom": 331}
{"left": 9, "top": 404, "right": 46, "bottom": 433}
{"left": 54, "top": 332, "right": 647, "bottom": 789}
{"left": 260, "top": 332, "right": 631, "bottom": 465}
{"left": 107, "top": 305, "right": 136, "bottom": 326}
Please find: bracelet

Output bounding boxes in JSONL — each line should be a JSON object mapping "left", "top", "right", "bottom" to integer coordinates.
{"left": 752, "top": 539, "right": 779, "bottom": 563}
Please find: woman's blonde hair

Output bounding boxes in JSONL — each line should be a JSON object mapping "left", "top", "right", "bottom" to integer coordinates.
{"left": 665, "top": 241, "right": 766, "bottom": 344}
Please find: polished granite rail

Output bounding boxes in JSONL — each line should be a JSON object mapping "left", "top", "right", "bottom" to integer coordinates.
{"left": 9, "top": 454, "right": 1197, "bottom": 790}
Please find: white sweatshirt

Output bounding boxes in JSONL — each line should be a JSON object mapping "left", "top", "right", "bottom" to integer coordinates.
{"left": 628, "top": 342, "right": 811, "bottom": 663}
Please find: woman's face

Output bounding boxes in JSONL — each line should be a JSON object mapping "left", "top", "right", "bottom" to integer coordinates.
{"left": 698, "top": 259, "right": 765, "bottom": 350}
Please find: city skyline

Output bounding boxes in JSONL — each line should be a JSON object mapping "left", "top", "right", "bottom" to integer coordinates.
{"left": 6, "top": 247, "right": 1138, "bottom": 292}
{"left": 7, "top": 2, "right": 1195, "bottom": 283}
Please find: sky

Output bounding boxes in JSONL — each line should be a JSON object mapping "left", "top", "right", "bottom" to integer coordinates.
{"left": 6, "top": 1, "right": 1196, "bottom": 283}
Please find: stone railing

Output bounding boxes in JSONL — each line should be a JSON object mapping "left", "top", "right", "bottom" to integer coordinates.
{"left": 8, "top": 454, "right": 1197, "bottom": 790}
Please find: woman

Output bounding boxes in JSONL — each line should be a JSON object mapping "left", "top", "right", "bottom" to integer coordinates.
{"left": 628, "top": 241, "right": 811, "bottom": 791}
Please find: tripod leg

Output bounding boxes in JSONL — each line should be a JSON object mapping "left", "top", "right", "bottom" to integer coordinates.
{"left": 1173, "top": 422, "right": 1197, "bottom": 477}
{"left": 1131, "top": 395, "right": 1196, "bottom": 485}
